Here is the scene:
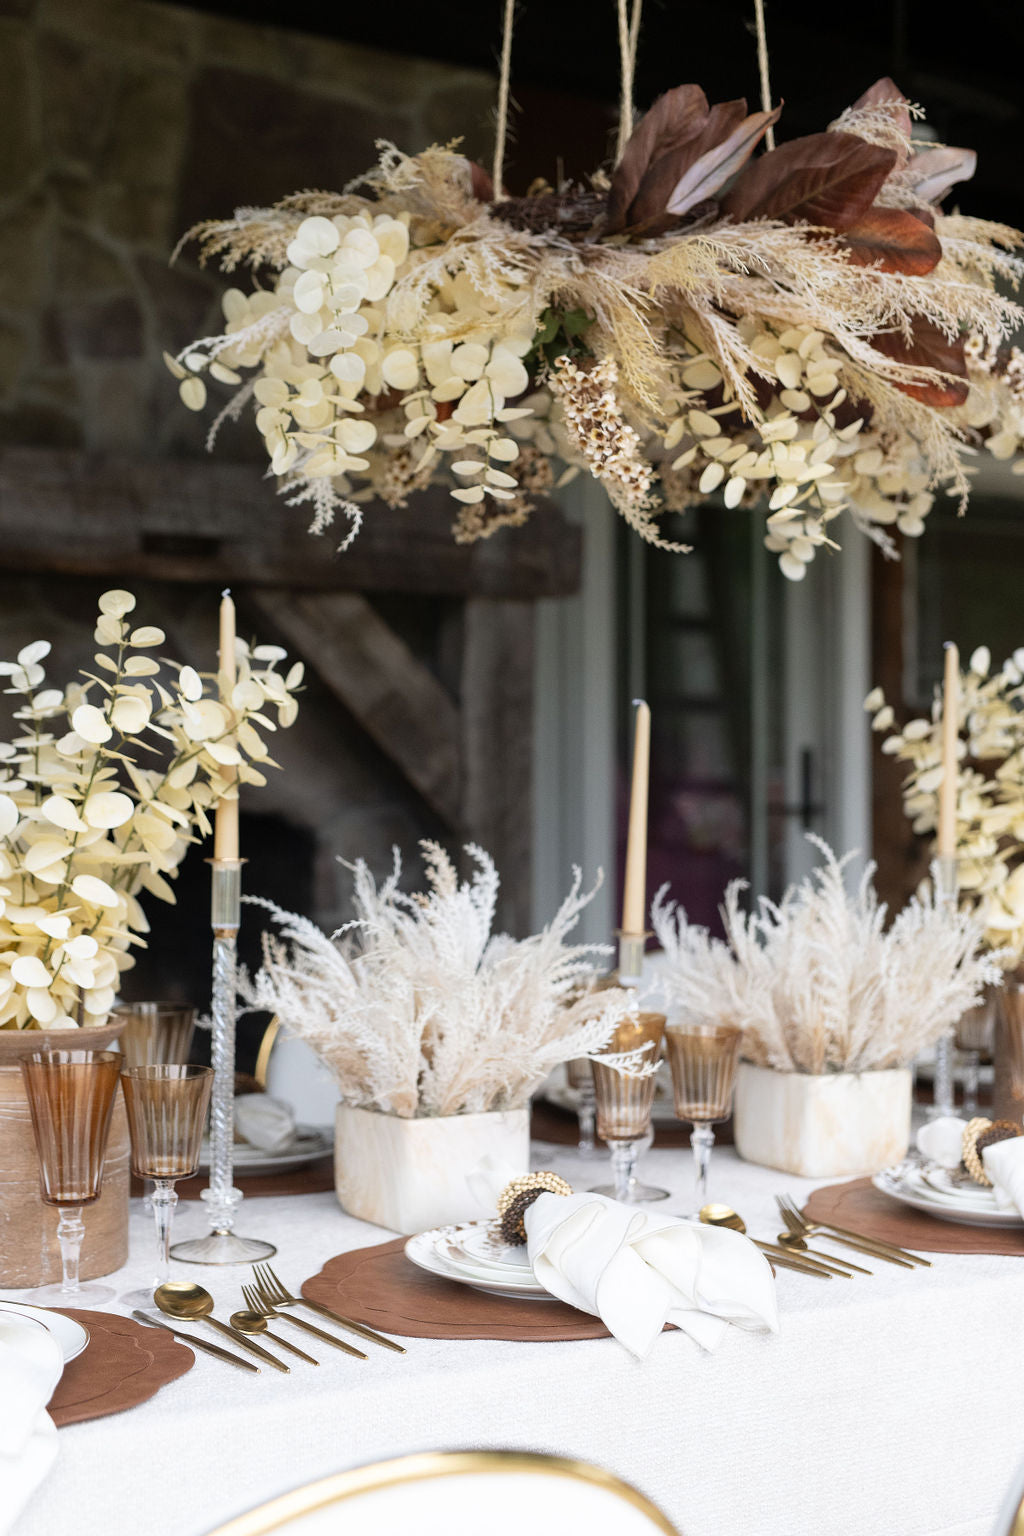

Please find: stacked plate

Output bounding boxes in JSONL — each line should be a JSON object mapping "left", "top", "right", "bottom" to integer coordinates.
{"left": 198, "top": 1125, "right": 333, "bottom": 1176}
{"left": 405, "top": 1222, "right": 549, "bottom": 1300}
{"left": 873, "top": 1160, "right": 1023, "bottom": 1228}
{"left": 0, "top": 1298, "right": 90, "bottom": 1362}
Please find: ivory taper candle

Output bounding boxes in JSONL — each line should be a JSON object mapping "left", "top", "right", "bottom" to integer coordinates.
{"left": 937, "top": 641, "right": 959, "bottom": 860}
{"left": 622, "top": 699, "right": 650, "bottom": 935}
{"left": 213, "top": 589, "right": 239, "bottom": 862}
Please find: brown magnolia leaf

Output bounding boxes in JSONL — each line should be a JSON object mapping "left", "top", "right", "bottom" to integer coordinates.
{"left": 666, "top": 104, "right": 782, "bottom": 218}
{"left": 470, "top": 162, "right": 495, "bottom": 202}
{"left": 840, "top": 206, "right": 942, "bottom": 275}
{"left": 722, "top": 130, "right": 897, "bottom": 231}
{"left": 630, "top": 98, "right": 747, "bottom": 227}
{"left": 873, "top": 319, "right": 969, "bottom": 407}
{"left": 907, "top": 146, "right": 977, "bottom": 204}
{"left": 606, "top": 83, "right": 710, "bottom": 232}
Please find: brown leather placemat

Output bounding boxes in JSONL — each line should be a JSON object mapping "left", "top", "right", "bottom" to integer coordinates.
{"left": 805, "top": 1176, "right": 1024, "bottom": 1256}
{"left": 303, "top": 1237, "right": 610, "bottom": 1341}
{"left": 133, "top": 1155, "right": 336, "bottom": 1201}
{"left": 48, "top": 1309, "right": 193, "bottom": 1427}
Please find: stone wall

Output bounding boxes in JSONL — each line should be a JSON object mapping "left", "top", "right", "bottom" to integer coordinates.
{"left": 0, "top": 2, "right": 504, "bottom": 1004}
{"left": 0, "top": 0, "right": 496, "bottom": 457}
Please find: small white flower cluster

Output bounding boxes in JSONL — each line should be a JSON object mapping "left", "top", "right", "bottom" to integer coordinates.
{"left": 957, "top": 334, "right": 1024, "bottom": 472}
{"left": 0, "top": 590, "right": 301, "bottom": 1029}
{"left": 868, "top": 647, "right": 1024, "bottom": 964}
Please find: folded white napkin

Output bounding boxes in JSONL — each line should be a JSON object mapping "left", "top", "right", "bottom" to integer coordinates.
{"left": 469, "top": 1159, "right": 778, "bottom": 1359}
{"left": 982, "top": 1137, "right": 1024, "bottom": 1214}
{"left": 0, "top": 1312, "right": 63, "bottom": 1536}
{"left": 234, "top": 1093, "right": 295, "bottom": 1153}
{"left": 916, "top": 1116, "right": 967, "bottom": 1169}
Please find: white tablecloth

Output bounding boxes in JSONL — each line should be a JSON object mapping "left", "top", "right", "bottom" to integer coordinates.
{"left": 8, "top": 1140, "right": 1024, "bottom": 1536}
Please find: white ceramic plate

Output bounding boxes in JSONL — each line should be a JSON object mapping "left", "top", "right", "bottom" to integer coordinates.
{"left": 920, "top": 1165, "right": 1002, "bottom": 1207}
{"left": 0, "top": 1299, "right": 90, "bottom": 1363}
{"left": 873, "top": 1165, "right": 1024, "bottom": 1228}
{"left": 405, "top": 1228, "right": 550, "bottom": 1300}
{"left": 458, "top": 1223, "right": 532, "bottom": 1271}
{"left": 198, "top": 1126, "right": 333, "bottom": 1176}
{"left": 438, "top": 1239, "right": 542, "bottom": 1291}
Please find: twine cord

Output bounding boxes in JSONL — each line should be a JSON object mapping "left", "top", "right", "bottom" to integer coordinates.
{"left": 492, "top": 0, "right": 516, "bottom": 196}
{"left": 754, "top": 0, "right": 776, "bottom": 150}
{"left": 615, "top": 0, "right": 644, "bottom": 163}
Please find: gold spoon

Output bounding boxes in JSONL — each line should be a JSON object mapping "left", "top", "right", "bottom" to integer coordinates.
{"left": 698, "top": 1204, "right": 843, "bottom": 1278}
{"left": 775, "top": 1231, "right": 872, "bottom": 1275}
{"left": 154, "top": 1281, "right": 290, "bottom": 1372}
{"left": 230, "top": 1310, "right": 320, "bottom": 1366}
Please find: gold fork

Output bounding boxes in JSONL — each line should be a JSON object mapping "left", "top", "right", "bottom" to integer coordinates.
{"left": 253, "top": 1261, "right": 406, "bottom": 1354}
{"left": 241, "top": 1284, "right": 367, "bottom": 1360}
{"left": 777, "top": 1195, "right": 930, "bottom": 1268}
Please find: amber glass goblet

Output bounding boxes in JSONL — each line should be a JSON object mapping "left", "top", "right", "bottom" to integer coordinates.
{"left": 112, "top": 1001, "right": 197, "bottom": 1068}
{"left": 19, "top": 1049, "right": 123, "bottom": 1304}
{"left": 666, "top": 1022, "right": 742, "bottom": 1210}
{"left": 120, "top": 1065, "right": 213, "bottom": 1309}
{"left": 590, "top": 1012, "right": 667, "bottom": 1203}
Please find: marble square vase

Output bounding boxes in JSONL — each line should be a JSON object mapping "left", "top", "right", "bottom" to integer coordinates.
{"left": 733, "top": 1061, "right": 912, "bottom": 1178}
{"left": 334, "top": 1104, "right": 531, "bottom": 1234}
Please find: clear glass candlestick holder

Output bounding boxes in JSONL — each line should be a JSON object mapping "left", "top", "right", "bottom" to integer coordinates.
{"left": 590, "top": 1012, "right": 668, "bottom": 1202}
{"left": 119, "top": 1065, "right": 214, "bottom": 1309}
{"left": 19, "top": 1050, "right": 123, "bottom": 1305}
{"left": 665, "top": 1021, "right": 742, "bottom": 1212}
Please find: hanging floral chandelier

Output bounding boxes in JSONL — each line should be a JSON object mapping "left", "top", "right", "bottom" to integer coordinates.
{"left": 170, "top": 63, "right": 1024, "bottom": 579}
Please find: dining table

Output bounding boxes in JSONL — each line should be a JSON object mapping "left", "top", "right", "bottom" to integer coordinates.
{"left": 7, "top": 1136, "right": 1024, "bottom": 1536}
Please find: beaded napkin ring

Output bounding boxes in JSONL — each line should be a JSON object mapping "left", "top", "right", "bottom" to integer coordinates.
{"left": 497, "top": 1172, "right": 573, "bottom": 1245}
{"left": 962, "top": 1116, "right": 1023, "bottom": 1186}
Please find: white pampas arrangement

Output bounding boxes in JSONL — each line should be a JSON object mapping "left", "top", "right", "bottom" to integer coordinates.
{"left": 651, "top": 837, "right": 1003, "bottom": 1073}
{"left": 241, "top": 841, "right": 640, "bottom": 1117}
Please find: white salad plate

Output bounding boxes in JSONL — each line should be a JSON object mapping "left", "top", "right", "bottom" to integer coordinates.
{"left": 873, "top": 1163, "right": 1024, "bottom": 1228}
{"left": 198, "top": 1126, "right": 333, "bottom": 1176}
{"left": 0, "top": 1298, "right": 90, "bottom": 1363}
{"left": 405, "top": 1225, "right": 550, "bottom": 1300}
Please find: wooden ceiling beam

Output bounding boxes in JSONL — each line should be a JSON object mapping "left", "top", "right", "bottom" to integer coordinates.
{"left": 0, "top": 447, "right": 581, "bottom": 599}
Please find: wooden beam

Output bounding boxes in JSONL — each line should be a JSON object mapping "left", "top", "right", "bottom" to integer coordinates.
{"left": 247, "top": 590, "right": 462, "bottom": 830}
{"left": 461, "top": 597, "right": 535, "bottom": 935}
{"left": 0, "top": 447, "right": 581, "bottom": 599}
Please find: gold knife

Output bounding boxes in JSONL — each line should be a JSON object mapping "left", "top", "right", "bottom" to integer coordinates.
{"left": 754, "top": 1241, "right": 843, "bottom": 1277}
{"left": 297, "top": 1296, "right": 406, "bottom": 1354}
{"left": 132, "top": 1311, "right": 260, "bottom": 1373}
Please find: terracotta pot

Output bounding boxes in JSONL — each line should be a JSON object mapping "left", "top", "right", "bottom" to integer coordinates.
{"left": 334, "top": 1104, "right": 530, "bottom": 1233}
{"left": 0, "top": 1024, "right": 130, "bottom": 1287}
{"left": 732, "top": 1060, "right": 912, "bottom": 1177}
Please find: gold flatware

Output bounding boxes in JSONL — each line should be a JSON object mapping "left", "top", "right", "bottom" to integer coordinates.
{"left": 252, "top": 1261, "right": 406, "bottom": 1354}
{"left": 776, "top": 1195, "right": 929, "bottom": 1268}
{"left": 154, "top": 1281, "right": 290, "bottom": 1372}
{"left": 230, "top": 1309, "right": 319, "bottom": 1366}
{"left": 775, "top": 1232, "right": 873, "bottom": 1274}
{"left": 241, "top": 1283, "right": 367, "bottom": 1361}
{"left": 132, "top": 1310, "right": 260, "bottom": 1374}
{"left": 698, "top": 1202, "right": 840, "bottom": 1277}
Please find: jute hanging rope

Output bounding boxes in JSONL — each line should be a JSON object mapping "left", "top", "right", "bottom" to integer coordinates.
{"left": 491, "top": 0, "right": 516, "bottom": 194}
{"left": 753, "top": 0, "right": 776, "bottom": 150}
{"left": 616, "top": 0, "right": 644, "bottom": 162}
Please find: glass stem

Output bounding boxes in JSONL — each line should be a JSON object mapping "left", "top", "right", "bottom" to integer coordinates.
{"left": 690, "top": 1122, "right": 715, "bottom": 1207}
{"left": 151, "top": 1179, "right": 178, "bottom": 1284}
{"left": 962, "top": 1049, "right": 980, "bottom": 1118}
{"left": 57, "top": 1206, "right": 85, "bottom": 1296}
{"left": 577, "top": 1082, "right": 596, "bottom": 1156}
{"left": 609, "top": 1139, "right": 639, "bottom": 1203}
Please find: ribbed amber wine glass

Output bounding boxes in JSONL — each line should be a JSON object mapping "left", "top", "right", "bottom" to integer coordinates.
{"left": 19, "top": 1049, "right": 123, "bottom": 1304}
{"left": 590, "top": 1012, "right": 668, "bottom": 1203}
{"left": 665, "top": 1022, "right": 742, "bottom": 1209}
{"left": 120, "top": 1064, "right": 213, "bottom": 1309}
{"left": 111, "top": 1001, "right": 197, "bottom": 1068}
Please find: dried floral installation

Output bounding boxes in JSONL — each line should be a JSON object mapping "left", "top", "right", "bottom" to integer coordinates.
{"left": 169, "top": 71, "right": 1024, "bottom": 578}
{"left": 241, "top": 842, "right": 641, "bottom": 1117}
{"left": 868, "top": 648, "right": 1024, "bottom": 964}
{"left": 651, "top": 837, "right": 1002, "bottom": 1072}
{"left": 0, "top": 591, "right": 302, "bottom": 1029}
